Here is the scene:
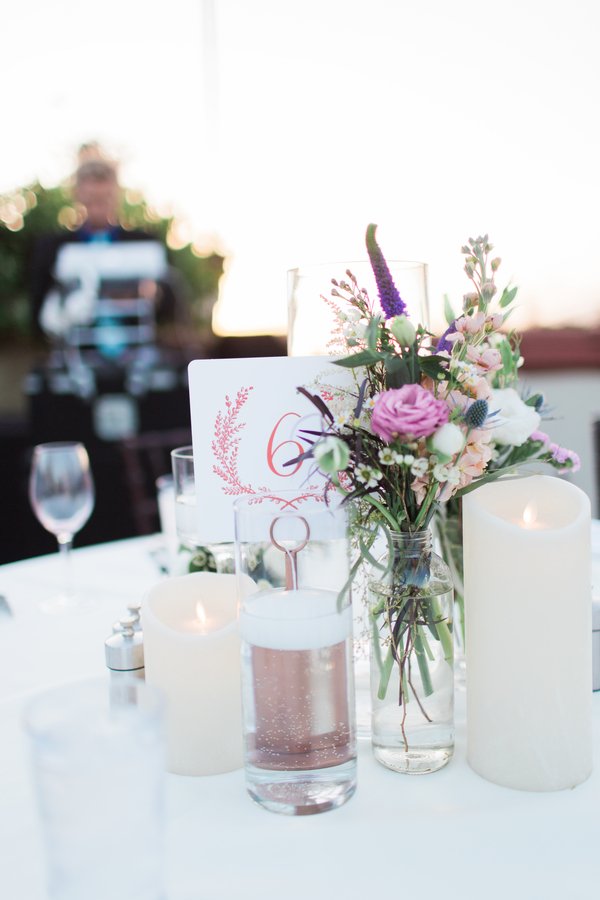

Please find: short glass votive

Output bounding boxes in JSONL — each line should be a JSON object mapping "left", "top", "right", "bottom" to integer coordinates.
{"left": 155, "top": 473, "right": 177, "bottom": 573}
{"left": 23, "top": 677, "right": 166, "bottom": 900}
{"left": 234, "top": 492, "right": 357, "bottom": 816}
{"left": 171, "top": 445, "right": 234, "bottom": 573}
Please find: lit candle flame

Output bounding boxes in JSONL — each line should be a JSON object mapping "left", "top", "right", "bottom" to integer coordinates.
{"left": 196, "top": 602, "right": 207, "bottom": 628}
{"left": 522, "top": 502, "right": 538, "bottom": 529}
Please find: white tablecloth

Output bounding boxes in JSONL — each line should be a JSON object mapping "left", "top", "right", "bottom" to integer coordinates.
{"left": 1, "top": 527, "right": 600, "bottom": 900}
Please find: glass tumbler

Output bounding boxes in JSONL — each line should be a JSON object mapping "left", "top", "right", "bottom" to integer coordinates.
{"left": 171, "top": 444, "right": 235, "bottom": 573}
{"left": 23, "top": 677, "right": 166, "bottom": 900}
{"left": 234, "top": 491, "right": 356, "bottom": 815}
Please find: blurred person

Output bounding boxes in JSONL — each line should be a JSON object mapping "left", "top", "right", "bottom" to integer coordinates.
{"left": 29, "top": 148, "right": 184, "bottom": 339}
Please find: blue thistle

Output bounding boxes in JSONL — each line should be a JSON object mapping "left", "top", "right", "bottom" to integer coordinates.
{"left": 464, "top": 399, "right": 489, "bottom": 429}
{"left": 366, "top": 223, "right": 406, "bottom": 319}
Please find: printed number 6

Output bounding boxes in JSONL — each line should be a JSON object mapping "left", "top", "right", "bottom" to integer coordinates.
{"left": 267, "top": 413, "right": 305, "bottom": 477}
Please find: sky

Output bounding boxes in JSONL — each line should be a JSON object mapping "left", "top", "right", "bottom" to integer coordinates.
{"left": 3, "top": 0, "right": 600, "bottom": 335}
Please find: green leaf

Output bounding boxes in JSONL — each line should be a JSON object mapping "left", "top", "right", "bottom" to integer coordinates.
{"left": 443, "top": 293, "right": 456, "bottom": 326}
{"left": 418, "top": 354, "right": 448, "bottom": 380}
{"left": 499, "top": 285, "right": 518, "bottom": 308}
{"left": 384, "top": 354, "right": 411, "bottom": 389}
{"left": 334, "top": 348, "right": 382, "bottom": 368}
{"left": 454, "top": 466, "right": 528, "bottom": 497}
{"left": 406, "top": 343, "right": 420, "bottom": 382}
{"left": 525, "top": 393, "right": 542, "bottom": 408}
{"left": 497, "top": 338, "right": 516, "bottom": 382}
{"left": 366, "top": 315, "right": 381, "bottom": 352}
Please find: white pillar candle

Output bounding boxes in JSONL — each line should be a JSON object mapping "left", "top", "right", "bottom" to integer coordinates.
{"left": 463, "top": 475, "right": 592, "bottom": 791}
{"left": 143, "top": 572, "right": 243, "bottom": 775}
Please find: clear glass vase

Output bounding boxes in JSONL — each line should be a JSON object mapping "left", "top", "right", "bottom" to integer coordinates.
{"left": 434, "top": 500, "right": 466, "bottom": 688}
{"left": 369, "top": 529, "right": 454, "bottom": 774}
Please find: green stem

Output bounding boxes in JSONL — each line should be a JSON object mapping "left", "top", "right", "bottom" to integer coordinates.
{"left": 363, "top": 494, "right": 403, "bottom": 531}
{"left": 430, "top": 596, "right": 453, "bottom": 662}
{"left": 378, "top": 643, "right": 396, "bottom": 700}
{"left": 371, "top": 617, "right": 384, "bottom": 672}
{"left": 413, "top": 626, "right": 434, "bottom": 696}
{"left": 413, "top": 483, "right": 438, "bottom": 530}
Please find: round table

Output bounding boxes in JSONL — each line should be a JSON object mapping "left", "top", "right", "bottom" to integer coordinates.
{"left": 1, "top": 529, "right": 599, "bottom": 900}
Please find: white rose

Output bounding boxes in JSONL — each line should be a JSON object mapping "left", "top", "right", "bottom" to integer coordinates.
{"left": 490, "top": 388, "right": 540, "bottom": 446}
{"left": 428, "top": 422, "right": 465, "bottom": 459}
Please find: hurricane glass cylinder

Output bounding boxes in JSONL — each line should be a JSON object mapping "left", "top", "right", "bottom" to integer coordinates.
{"left": 287, "top": 260, "right": 429, "bottom": 357}
{"left": 234, "top": 492, "right": 356, "bottom": 815}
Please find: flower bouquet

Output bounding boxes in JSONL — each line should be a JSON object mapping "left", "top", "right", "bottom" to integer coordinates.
{"left": 288, "top": 225, "right": 579, "bottom": 774}
{"left": 434, "top": 282, "right": 579, "bottom": 678}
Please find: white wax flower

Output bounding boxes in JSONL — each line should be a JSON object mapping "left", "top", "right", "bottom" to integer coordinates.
{"left": 429, "top": 422, "right": 465, "bottom": 458}
{"left": 343, "top": 321, "right": 368, "bottom": 342}
{"left": 410, "top": 458, "right": 428, "bottom": 477}
{"left": 490, "top": 388, "right": 540, "bottom": 446}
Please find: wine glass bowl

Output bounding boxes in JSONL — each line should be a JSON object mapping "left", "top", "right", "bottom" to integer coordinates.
{"left": 29, "top": 442, "right": 95, "bottom": 612}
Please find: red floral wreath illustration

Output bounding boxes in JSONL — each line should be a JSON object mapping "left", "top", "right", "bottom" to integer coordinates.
{"left": 211, "top": 387, "right": 269, "bottom": 496}
{"left": 211, "top": 386, "right": 325, "bottom": 503}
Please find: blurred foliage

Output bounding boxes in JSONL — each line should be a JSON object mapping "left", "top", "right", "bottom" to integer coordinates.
{"left": 0, "top": 180, "right": 224, "bottom": 341}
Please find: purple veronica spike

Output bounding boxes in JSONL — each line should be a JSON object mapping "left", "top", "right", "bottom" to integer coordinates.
{"left": 366, "top": 224, "right": 406, "bottom": 319}
{"left": 436, "top": 321, "right": 456, "bottom": 354}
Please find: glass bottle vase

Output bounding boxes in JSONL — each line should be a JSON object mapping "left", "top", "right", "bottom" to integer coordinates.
{"left": 434, "top": 500, "right": 466, "bottom": 688}
{"left": 369, "top": 528, "right": 454, "bottom": 774}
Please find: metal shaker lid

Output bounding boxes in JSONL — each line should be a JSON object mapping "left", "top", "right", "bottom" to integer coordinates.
{"left": 105, "top": 615, "right": 144, "bottom": 671}
{"left": 127, "top": 601, "right": 142, "bottom": 632}
{"left": 112, "top": 602, "right": 142, "bottom": 636}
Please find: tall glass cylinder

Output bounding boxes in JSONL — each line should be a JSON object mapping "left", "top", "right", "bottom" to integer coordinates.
{"left": 287, "top": 260, "right": 429, "bottom": 357}
{"left": 369, "top": 528, "right": 454, "bottom": 775}
{"left": 287, "top": 260, "right": 428, "bottom": 738}
{"left": 234, "top": 492, "right": 356, "bottom": 815}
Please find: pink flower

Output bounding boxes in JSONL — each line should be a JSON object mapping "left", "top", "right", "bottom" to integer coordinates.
{"left": 530, "top": 430, "right": 551, "bottom": 446}
{"left": 567, "top": 450, "right": 581, "bottom": 472}
{"left": 455, "top": 312, "right": 486, "bottom": 335}
{"left": 472, "top": 346, "right": 503, "bottom": 374}
{"left": 410, "top": 472, "right": 430, "bottom": 506}
{"left": 550, "top": 443, "right": 581, "bottom": 472}
{"left": 473, "top": 377, "right": 492, "bottom": 400}
{"left": 371, "top": 384, "right": 449, "bottom": 443}
{"left": 455, "top": 428, "right": 494, "bottom": 490}
{"left": 487, "top": 313, "right": 504, "bottom": 330}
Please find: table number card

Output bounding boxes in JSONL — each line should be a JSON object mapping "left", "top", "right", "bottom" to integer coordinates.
{"left": 188, "top": 356, "right": 352, "bottom": 542}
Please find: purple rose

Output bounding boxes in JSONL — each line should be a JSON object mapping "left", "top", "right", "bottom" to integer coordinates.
{"left": 371, "top": 384, "right": 449, "bottom": 443}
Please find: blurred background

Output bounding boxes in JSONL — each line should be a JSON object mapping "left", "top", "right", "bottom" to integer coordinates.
{"left": 1, "top": 0, "right": 599, "bottom": 562}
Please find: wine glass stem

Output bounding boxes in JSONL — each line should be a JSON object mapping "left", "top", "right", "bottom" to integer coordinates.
{"left": 57, "top": 535, "right": 74, "bottom": 600}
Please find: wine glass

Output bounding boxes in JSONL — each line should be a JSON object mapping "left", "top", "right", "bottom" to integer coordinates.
{"left": 29, "top": 442, "right": 95, "bottom": 612}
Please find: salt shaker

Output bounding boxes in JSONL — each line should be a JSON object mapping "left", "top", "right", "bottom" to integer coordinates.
{"left": 127, "top": 601, "right": 142, "bottom": 631}
{"left": 112, "top": 602, "right": 142, "bottom": 635}
{"left": 105, "top": 615, "right": 145, "bottom": 705}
